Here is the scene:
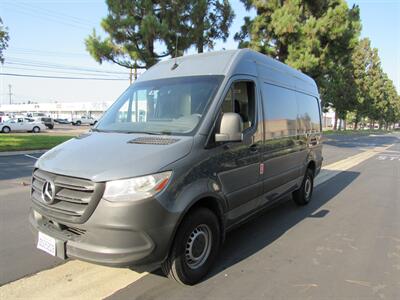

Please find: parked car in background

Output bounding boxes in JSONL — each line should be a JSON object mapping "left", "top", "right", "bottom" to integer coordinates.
{"left": 71, "top": 116, "right": 97, "bottom": 126}
{"left": 0, "top": 117, "right": 46, "bottom": 133}
{"left": 0, "top": 112, "right": 11, "bottom": 123}
{"left": 27, "top": 112, "right": 47, "bottom": 118}
{"left": 39, "top": 117, "right": 55, "bottom": 129}
{"left": 54, "top": 118, "right": 71, "bottom": 124}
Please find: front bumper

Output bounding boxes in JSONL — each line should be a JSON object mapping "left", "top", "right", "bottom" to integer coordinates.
{"left": 29, "top": 195, "right": 179, "bottom": 267}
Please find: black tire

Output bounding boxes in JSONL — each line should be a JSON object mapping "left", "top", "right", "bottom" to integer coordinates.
{"left": 32, "top": 126, "right": 40, "bottom": 133}
{"left": 76, "top": 121, "right": 81, "bottom": 126}
{"left": 293, "top": 168, "right": 314, "bottom": 206}
{"left": 47, "top": 124, "right": 54, "bottom": 129}
{"left": 2, "top": 126, "right": 10, "bottom": 133}
{"left": 161, "top": 208, "right": 221, "bottom": 285}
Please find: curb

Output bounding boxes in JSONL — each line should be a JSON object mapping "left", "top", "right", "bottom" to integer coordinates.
{"left": 0, "top": 149, "right": 48, "bottom": 157}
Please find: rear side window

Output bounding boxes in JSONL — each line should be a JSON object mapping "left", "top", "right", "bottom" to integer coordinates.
{"left": 261, "top": 83, "right": 297, "bottom": 139}
{"left": 297, "top": 93, "right": 321, "bottom": 133}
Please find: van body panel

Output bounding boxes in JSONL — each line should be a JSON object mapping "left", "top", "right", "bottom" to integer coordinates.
{"left": 35, "top": 132, "right": 193, "bottom": 182}
{"left": 29, "top": 49, "right": 323, "bottom": 270}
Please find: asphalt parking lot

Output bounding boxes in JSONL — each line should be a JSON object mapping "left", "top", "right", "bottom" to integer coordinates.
{"left": 0, "top": 132, "right": 399, "bottom": 299}
{"left": 41, "top": 123, "right": 90, "bottom": 136}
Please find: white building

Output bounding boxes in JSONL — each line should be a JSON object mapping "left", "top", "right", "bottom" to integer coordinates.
{"left": 322, "top": 109, "right": 335, "bottom": 129}
{"left": 0, "top": 101, "right": 113, "bottom": 120}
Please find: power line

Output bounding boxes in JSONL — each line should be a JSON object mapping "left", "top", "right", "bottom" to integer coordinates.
{"left": 0, "top": 73, "right": 128, "bottom": 81}
{"left": 7, "top": 47, "right": 89, "bottom": 58}
{"left": 3, "top": 65, "right": 127, "bottom": 78}
{"left": 5, "top": 58, "right": 128, "bottom": 75}
{"left": 2, "top": 3, "right": 92, "bottom": 30}
{"left": 14, "top": 2, "right": 95, "bottom": 27}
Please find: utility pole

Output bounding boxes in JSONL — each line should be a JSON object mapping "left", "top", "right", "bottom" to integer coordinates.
{"left": 8, "top": 84, "right": 12, "bottom": 105}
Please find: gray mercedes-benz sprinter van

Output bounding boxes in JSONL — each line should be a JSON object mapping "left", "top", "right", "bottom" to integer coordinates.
{"left": 30, "top": 49, "right": 322, "bottom": 285}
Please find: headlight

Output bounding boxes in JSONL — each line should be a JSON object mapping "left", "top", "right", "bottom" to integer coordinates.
{"left": 103, "top": 171, "right": 172, "bottom": 202}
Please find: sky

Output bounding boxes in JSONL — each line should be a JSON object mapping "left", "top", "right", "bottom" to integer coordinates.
{"left": 0, "top": 0, "right": 399, "bottom": 105}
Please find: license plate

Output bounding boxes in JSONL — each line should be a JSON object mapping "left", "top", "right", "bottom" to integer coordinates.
{"left": 37, "top": 231, "right": 56, "bottom": 256}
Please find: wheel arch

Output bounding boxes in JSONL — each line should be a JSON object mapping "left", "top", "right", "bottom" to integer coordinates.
{"left": 164, "top": 191, "right": 227, "bottom": 263}
{"left": 307, "top": 160, "right": 316, "bottom": 175}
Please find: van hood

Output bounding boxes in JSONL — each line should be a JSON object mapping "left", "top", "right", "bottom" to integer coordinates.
{"left": 36, "top": 132, "right": 193, "bottom": 182}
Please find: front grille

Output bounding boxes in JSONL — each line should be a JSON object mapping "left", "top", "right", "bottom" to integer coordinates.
{"left": 39, "top": 216, "right": 87, "bottom": 240}
{"left": 31, "top": 169, "right": 105, "bottom": 224}
{"left": 65, "top": 226, "right": 86, "bottom": 236}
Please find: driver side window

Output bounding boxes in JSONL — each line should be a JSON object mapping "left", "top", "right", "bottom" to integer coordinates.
{"left": 222, "top": 81, "right": 256, "bottom": 131}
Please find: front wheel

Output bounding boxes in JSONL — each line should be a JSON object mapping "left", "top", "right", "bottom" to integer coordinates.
{"left": 32, "top": 126, "right": 40, "bottom": 133}
{"left": 161, "top": 208, "right": 221, "bottom": 285}
{"left": 2, "top": 126, "right": 11, "bottom": 133}
{"left": 293, "top": 168, "right": 314, "bottom": 206}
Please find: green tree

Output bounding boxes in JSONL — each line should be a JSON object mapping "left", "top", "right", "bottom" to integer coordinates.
{"left": 235, "top": 0, "right": 361, "bottom": 130}
{"left": 86, "top": 0, "right": 235, "bottom": 80}
{"left": 351, "top": 38, "right": 400, "bottom": 129}
{"left": 0, "top": 17, "right": 9, "bottom": 64}
{"left": 85, "top": 0, "right": 171, "bottom": 79}
{"left": 351, "top": 38, "right": 373, "bottom": 129}
{"left": 188, "top": 0, "right": 235, "bottom": 53}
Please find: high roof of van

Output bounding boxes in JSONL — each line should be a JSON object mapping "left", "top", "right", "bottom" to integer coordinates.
{"left": 137, "top": 48, "right": 319, "bottom": 97}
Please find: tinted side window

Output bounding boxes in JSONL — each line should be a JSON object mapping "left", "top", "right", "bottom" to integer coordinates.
{"left": 261, "top": 83, "right": 297, "bottom": 139}
{"left": 296, "top": 93, "right": 321, "bottom": 133}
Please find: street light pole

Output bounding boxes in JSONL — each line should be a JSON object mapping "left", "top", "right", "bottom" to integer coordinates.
{"left": 8, "top": 84, "right": 12, "bottom": 104}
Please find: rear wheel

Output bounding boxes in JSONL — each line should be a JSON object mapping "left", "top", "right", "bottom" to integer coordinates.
{"left": 76, "top": 121, "right": 81, "bottom": 126}
{"left": 161, "top": 208, "right": 221, "bottom": 285}
{"left": 32, "top": 126, "right": 40, "bottom": 133}
{"left": 2, "top": 126, "right": 10, "bottom": 133}
{"left": 293, "top": 168, "right": 314, "bottom": 206}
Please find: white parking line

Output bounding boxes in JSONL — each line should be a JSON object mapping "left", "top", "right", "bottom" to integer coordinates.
{"left": 24, "top": 154, "right": 39, "bottom": 160}
{"left": 376, "top": 155, "right": 400, "bottom": 161}
{"left": 0, "top": 143, "right": 394, "bottom": 299}
{"left": 315, "top": 145, "right": 393, "bottom": 186}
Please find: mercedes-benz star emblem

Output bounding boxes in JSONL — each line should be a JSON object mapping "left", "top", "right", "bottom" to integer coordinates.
{"left": 42, "top": 180, "right": 56, "bottom": 204}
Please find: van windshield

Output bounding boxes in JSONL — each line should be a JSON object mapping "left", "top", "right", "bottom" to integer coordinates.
{"left": 96, "top": 76, "right": 223, "bottom": 135}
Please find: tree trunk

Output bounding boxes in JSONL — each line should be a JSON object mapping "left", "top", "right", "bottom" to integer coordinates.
{"left": 334, "top": 114, "right": 338, "bottom": 131}
{"left": 197, "top": 39, "right": 204, "bottom": 53}
{"left": 338, "top": 119, "right": 342, "bottom": 131}
{"left": 343, "top": 119, "right": 347, "bottom": 131}
{"left": 354, "top": 112, "right": 360, "bottom": 130}
{"left": 196, "top": 15, "right": 205, "bottom": 53}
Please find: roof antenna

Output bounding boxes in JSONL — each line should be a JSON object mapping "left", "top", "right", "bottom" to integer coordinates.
{"left": 171, "top": 34, "right": 179, "bottom": 70}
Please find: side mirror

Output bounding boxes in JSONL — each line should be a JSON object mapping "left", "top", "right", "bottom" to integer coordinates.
{"left": 215, "top": 112, "right": 243, "bottom": 142}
